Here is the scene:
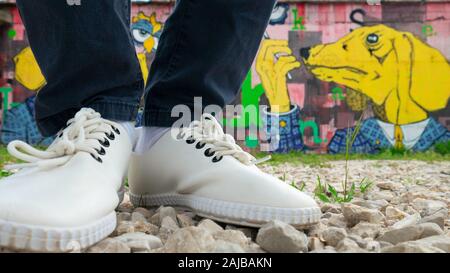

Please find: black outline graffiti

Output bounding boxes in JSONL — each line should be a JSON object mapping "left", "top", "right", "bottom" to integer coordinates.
{"left": 350, "top": 9, "right": 366, "bottom": 31}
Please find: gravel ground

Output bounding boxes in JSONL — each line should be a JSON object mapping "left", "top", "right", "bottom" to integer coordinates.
{"left": 1, "top": 160, "right": 449, "bottom": 253}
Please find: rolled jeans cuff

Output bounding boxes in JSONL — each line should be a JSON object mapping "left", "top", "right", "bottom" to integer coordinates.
{"left": 37, "top": 100, "right": 139, "bottom": 137}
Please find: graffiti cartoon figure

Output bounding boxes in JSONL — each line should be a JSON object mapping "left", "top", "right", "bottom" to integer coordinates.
{"left": 14, "top": 47, "right": 46, "bottom": 91}
{"left": 269, "top": 3, "right": 289, "bottom": 25}
{"left": 131, "top": 12, "right": 163, "bottom": 84}
{"left": 256, "top": 39, "right": 304, "bottom": 152}
{"left": 301, "top": 24, "right": 450, "bottom": 153}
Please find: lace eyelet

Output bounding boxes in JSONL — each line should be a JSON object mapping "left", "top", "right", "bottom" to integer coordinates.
{"left": 111, "top": 125, "right": 120, "bottom": 135}
{"left": 106, "top": 132, "right": 115, "bottom": 140}
{"left": 212, "top": 155, "right": 223, "bottom": 163}
{"left": 186, "top": 137, "right": 196, "bottom": 144}
{"left": 204, "top": 148, "right": 215, "bottom": 157}
{"left": 176, "top": 131, "right": 185, "bottom": 140}
{"left": 99, "top": 138, "right": 110, "bottom": 147}
{"left": 96, "top": 147, "right": 106, "bottom": 155}
{"left": 90, "top": 153, "right": 103, "bottom": 163}
{"left": 196, "top": 142, "right": 206, "bottom": 149}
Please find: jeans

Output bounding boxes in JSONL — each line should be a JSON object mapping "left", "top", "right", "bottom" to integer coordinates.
{"left": 16, "top": 0, "right": 276, "bottom": 137}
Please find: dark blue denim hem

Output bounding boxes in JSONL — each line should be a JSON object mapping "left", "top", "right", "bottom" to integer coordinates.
{"left": 143, "top": 107, "right": 179, "bottom": 128}
{"left": 37, "top": 101, "right": 139, "bottom": 137}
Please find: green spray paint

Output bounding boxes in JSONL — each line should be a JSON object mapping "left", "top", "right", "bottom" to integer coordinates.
{"left": 422, "top": 25, "right": 436, "bottom": 37}
{"left": 299, "top": 119, "right": 327, "bottom": 144}
{"left": 331, "top": 87, "right": 345, "bottom": 101}
{"left": 223, "top": 70, "right": 264, "bottom": 129}
{"left": 0, "top": 87, "right": 13, "bottom": 120}
{"left": 291, "top": 8, "right": 306, "bottom": 31}
{"left": 222, "top": 70, "right": 265, "bottom": 148}
{"left": 7, "top": 29, "right": 16, "bottom": 39}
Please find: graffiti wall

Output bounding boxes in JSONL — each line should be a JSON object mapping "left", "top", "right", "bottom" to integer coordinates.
{"left": 239, "top": 1, "right": 450, "bottom": 154}
{"left": 0, "top": 1, "right": 449, "bottom": 154}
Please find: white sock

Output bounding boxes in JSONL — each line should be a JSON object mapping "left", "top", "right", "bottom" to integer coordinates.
{"left": 117, "top": 121, "right": 138, "bottom": 147}
{"left": 134, "top": 126, "right": 170, "bottom": 154}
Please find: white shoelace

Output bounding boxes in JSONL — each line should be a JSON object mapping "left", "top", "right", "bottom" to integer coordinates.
{"left": 179, "top": 114, "right": 271, "bottom": 166}
{"left": 5, "top": 108, "right": 118, "bottom": 171}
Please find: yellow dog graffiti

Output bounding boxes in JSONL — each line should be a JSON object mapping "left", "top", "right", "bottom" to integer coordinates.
{"left": 303, "top": 24, "right": 450, "bottom": 126}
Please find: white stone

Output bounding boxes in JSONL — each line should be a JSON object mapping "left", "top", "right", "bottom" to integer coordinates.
{"left": 419, "top": 222, "right": 444, "bottom": 238}
{"left": 321, "top": 203, "right": 341, "bottom": 214}
{"left": 256, "top": 221, "right": 308, "bottom": 253}
{"left": 159, "top": 216, "right": 180, "bottom": 242}
{"left": 350, "top": 222, "right": 381, "bottom": 239}
{"left": 177, "top": 214, "right": 195, "bottom": 228}
{"left": 149, "top": 212, "right": 160, "bottom": 226}
{"left": 133, "top": 207, "right": 153, "bottom": 219}
{"left": 385, "top": 206, "right": 409, "bottom": 221}
{"left": 366, "top": 240, "right": 381, "bottom": 252}
{"left": 347, "top": 234, "right": 368, "bottom": 249}
{"left": 197, "top": 219, "right": 223, "bottom": 235}
{"left": 392, "top": 213, "right": 421, "bottom": 229}
{"left": 352, "top": 199, "right": 389, "bottom": 210}
{"left": 87, "top": 238, "right": 130, "bottom": 253}
{"left": 412, "top": 198, "right": 447, "bottom": 217}
{"left": 320, "top": 227, "right": 347, "bottom": 247}
{"left": 133, "top": 220, "right": 159, "bottom": 235}
{"left": 376, "top": 182, "right": 402, "bottom": 191}
{"left": 327, "top": 214, "right": 347, "bottom": 228}
{"left": 213, "top": 230, "right": 250, "bottom": 250}
{"left": 307, "top": 221, "right": 327, "bottom": 238}
{"left": 225, "top": 225, "right": 256, "bottom": 239}
{"left": 419, "top": 211, "right": 446, "bottom": 229}
{"left": 368, "top": 191, "right": 395, "bottom": 202}
{"left": 117, "top": 202, "right": 134, "bottom": 213}
{"left": 114, "top": 221, "right": 135, "bottom": 236}
{"left": 309, "top": 248, "right": 337, "bottom": 253}
{"left": 212, "top": 240, "right": 245, "bottom": 253}
{"left": 115, "top": 232, "right": 162, "bottom": 249}
{"left": 116, "top": 212, "right": 131, "bottom": 222}
{"left": 131, "top": 211, "right": 147, "bottom": 222}
{"left": 163, "top": 226, "right": 216, "bottom": 253}
{"left": 381, "top": 241, "right": 446, "bottom": 253}
{"left": 159, "top": 206, "right": 178, "bottom": 225}
{"left": 336, "top": 238, "right": 363, "bottom": 252}
{"left": 115, "top": 232, "right": 163, "bottom": 252}
{"left": 377, "top": 223, "right": 443, "bottom": 245}
{"left": 414, "top": 235, "right": 450, "bottom": 252}
{"left": 308, "top": 237, "right": 324, "bottom": 251}
{"left": 342, "top": 203, "right": 385, "bottom": 227}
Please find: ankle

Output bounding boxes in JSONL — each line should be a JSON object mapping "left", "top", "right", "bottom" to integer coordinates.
{"left": 116, "top": 121, "right": 137, "bottom": 147}
{"left": 134, "top": 126, "right": 170, "bottom": 154}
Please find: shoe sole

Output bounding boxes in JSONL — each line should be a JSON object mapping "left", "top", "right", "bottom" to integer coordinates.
{"left": 129, "top": 193, "right": 321, "bottom": 228}
{"left": 0, "top": 211, "right": 116, "bottom": 252}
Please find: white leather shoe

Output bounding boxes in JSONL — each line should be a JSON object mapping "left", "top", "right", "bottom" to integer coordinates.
{"left": 129, "top": 114, "right": 321, "bottom": 228}
{"left": 0, "top": 108, "right": 131, "bottom": 252}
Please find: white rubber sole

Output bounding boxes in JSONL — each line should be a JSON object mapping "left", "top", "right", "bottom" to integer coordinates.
{"left": 0, "top": 211, "right": 116, "bottom": 252}
{"left": 130, "top": 193, "right": 321, "bottom": 228}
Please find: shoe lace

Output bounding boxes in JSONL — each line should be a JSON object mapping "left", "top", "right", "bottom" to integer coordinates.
{"left": 5, "top": 108, "right": 117, "bottom": 171}
{"left": 179, "top": 113, "right": 271, "bottom": 165}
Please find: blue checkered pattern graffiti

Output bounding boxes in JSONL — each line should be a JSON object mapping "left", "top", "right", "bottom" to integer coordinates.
{"left": 1, "top": 96, "right": 54, "bottom": 146}
{"left": 262, "top": 105, "right": 304, "bottom": 153}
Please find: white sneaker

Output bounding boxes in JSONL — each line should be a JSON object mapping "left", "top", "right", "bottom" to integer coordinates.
{"left": 0, "top": 108, "right": 131, "bottom": 252}
{"left": 129, "top": 114, "right": 321, "bottom": 228}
